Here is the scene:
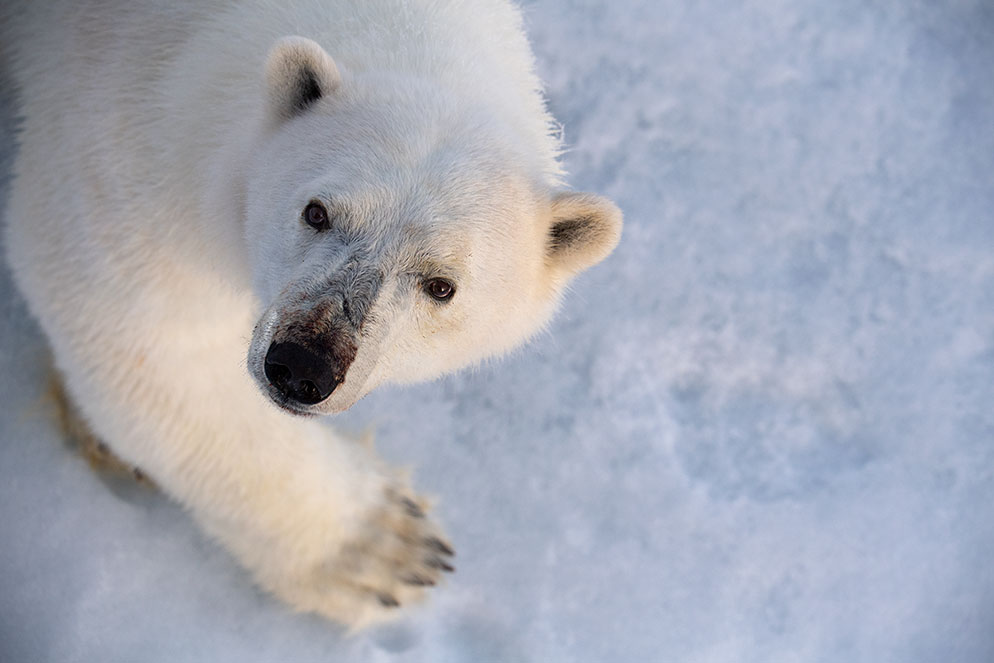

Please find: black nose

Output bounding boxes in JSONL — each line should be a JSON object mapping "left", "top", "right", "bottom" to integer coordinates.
{"left": 264, "top": 341, "right": 342, "bottom": 405}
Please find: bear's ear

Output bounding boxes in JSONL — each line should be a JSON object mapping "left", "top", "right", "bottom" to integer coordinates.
{"left": 264, "top": 36, "right": 341, "bottom": 124}
{"left": 545, "top": 192, "right": 623, "bottom": 277}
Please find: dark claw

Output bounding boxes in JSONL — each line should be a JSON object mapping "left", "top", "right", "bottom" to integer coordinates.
{"left": 400, "top": 497, "right": 425, "bottom": 519}
{"left": 377, "top": 592, "right": 400, "bottom": 608}
{"left": 426, "top": 556, "right": 455, "bottom": 573}
{"left": 425, "top": 536, "right": 455, "bottom": 557}
{"left": 400, "top": 573, "right": 436, "bottom": 587}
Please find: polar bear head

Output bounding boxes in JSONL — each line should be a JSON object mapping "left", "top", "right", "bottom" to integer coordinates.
{"left": 243, "top": 37, "right": 621, "bottom": 415}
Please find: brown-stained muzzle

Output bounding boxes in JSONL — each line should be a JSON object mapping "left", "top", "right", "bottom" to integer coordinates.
{"left": 262, "top": 256, "right": 382, "bottom": 406}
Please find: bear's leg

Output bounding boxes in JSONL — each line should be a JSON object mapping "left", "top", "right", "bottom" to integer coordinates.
{"left": 49, "top": 367, "right": 154, "bottom": 486}
{"left": 53, "top": 326, "right": 453, "bottom": 627}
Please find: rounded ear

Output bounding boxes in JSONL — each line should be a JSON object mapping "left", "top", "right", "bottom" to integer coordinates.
{"left": 545, "top": 192, "right": 623, "bottom": 277}
{"left": 264, "top": 36, "right": 341, "bottom": 125}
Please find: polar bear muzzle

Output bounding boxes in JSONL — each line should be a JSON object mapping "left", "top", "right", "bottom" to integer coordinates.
{"left": 260, "top": 259, "right": 382, "bottom": 408}
{"left": 264, "top": 339, "right": 350, "bottom": 405}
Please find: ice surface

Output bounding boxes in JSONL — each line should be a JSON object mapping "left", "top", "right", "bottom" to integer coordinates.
{"left": 2, "top": 0, "right": 993, "bottom": 661}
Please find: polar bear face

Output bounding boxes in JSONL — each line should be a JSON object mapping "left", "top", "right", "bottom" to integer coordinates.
{"left": 243, "top": 38, "right": 621, "bottom": 415}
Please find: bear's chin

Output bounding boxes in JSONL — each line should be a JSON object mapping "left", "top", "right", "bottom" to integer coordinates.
{"left": 260, "top": 386, "right": 355, "bottom": 417}
{"left": 264, "top": 388, "right": 322, "bottom": 417}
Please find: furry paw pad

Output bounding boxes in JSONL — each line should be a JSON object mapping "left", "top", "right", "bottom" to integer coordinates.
{"left": 330, "top": 487, "right": 454, "bottom": 614}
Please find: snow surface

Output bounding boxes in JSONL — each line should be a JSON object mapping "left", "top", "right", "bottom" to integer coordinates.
{"left": 2, "top": 0, "right": 994, "bottom": 661}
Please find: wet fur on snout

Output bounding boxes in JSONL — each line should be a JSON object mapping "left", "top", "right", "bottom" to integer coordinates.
{"left": 269, "top": 254, "right": 383, "bottom": 395}
{"left": 271, "top": 299, "right": 358, "bottom": 385}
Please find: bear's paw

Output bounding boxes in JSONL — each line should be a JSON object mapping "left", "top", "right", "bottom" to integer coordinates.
{"left": 292, "top": 484, "right": 455, "bottom": 627}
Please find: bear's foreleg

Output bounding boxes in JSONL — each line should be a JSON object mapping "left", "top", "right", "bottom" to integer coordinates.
{"left": 51, "top": 323, "right": 453, "bottom": 627}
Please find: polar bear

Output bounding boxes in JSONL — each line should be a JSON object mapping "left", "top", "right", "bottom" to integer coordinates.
{"left": 2, "top": 0, "right": 621, "bottom": 627}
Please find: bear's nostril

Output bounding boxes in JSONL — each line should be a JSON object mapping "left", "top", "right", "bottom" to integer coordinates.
{"left": 263, "top": 341, "right": 342, "bottom": 406}
{"left": 264, "top": 360, "right": 291, "bottom": 388}
{"left": 297, "top": 380, "right": 320, "bottom": 404}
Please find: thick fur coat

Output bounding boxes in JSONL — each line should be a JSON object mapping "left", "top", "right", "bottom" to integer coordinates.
{"left": 3, "top": 0, "right": 621, "bottom": 626}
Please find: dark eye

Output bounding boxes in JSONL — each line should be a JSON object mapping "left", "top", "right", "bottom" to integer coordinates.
{"left": 303, "top": 201, "right": 330, "bottom": 230}
{"left": 424, "top": 278, "right": 455, "bottom": 302}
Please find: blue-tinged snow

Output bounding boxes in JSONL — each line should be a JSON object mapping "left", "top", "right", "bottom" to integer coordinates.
{"left": 2, "top": 0, "right": 993, "bottom": 661}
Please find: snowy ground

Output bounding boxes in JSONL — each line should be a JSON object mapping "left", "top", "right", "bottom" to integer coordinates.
{"left": 2, "top": 0, "right": 993, "bottom": 661}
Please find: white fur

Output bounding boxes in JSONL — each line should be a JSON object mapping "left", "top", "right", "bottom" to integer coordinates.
{"left": 3, "top": 0, "right": 621, "bottom": 626}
